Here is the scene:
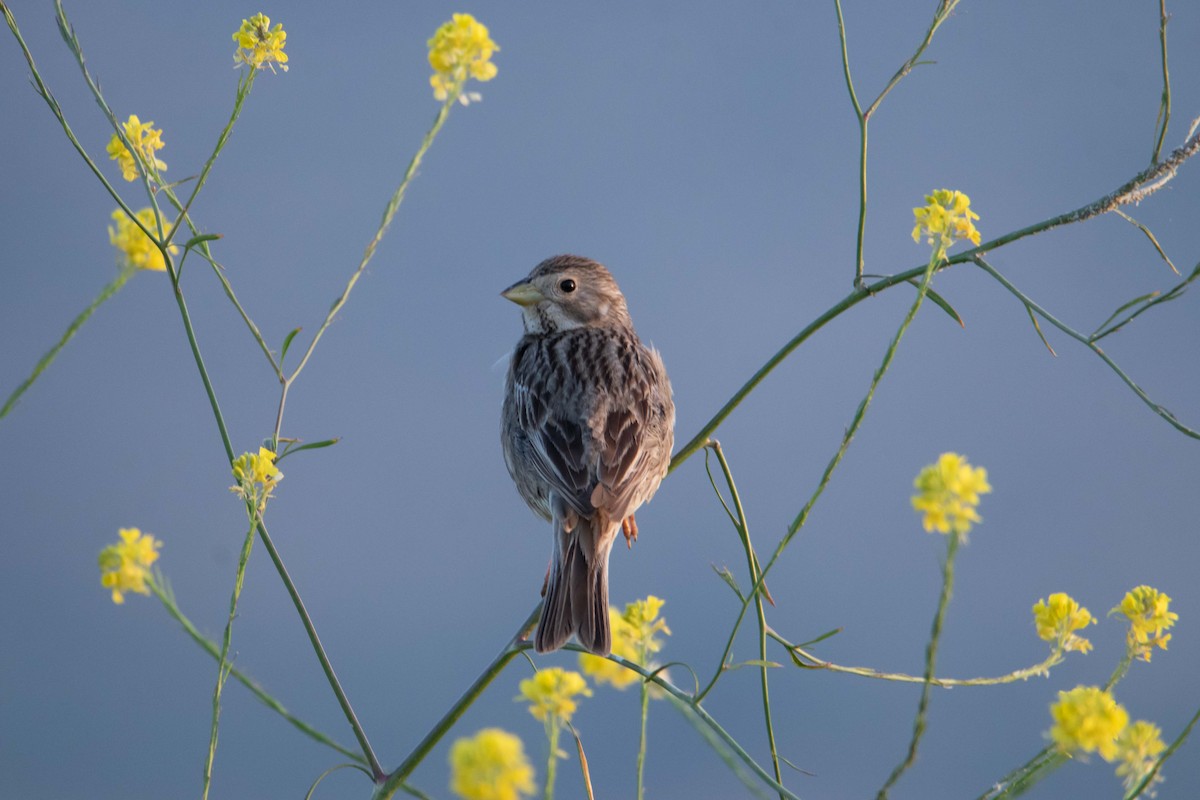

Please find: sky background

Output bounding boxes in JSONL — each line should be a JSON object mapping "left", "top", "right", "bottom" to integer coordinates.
{"left": 2, "top": 2, "right": 1198, "bottom": 798}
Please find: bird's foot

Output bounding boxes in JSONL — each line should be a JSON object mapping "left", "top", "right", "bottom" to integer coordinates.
{"left": 622, "top": 514, "right": 639, "bottom": 549}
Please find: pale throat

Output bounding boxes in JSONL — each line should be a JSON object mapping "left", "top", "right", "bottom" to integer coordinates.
{"left": 522, "top": 303, "right": 588, "bottom": 335}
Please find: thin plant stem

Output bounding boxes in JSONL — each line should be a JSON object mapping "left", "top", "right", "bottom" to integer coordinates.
{"left": 53, "top": 0, "right": 165, "bottom": 243}
{"left": 375, "top": 606, "right": 541, "bottom": 798}
{"left": 1150, "top": 0, "right": 1171, "bottom": 165}
{"left": 972, "top": 256, "right": 1200, "bottom": 439}
{"left": 166, "top": 70, "right": 256, "bottom": 247}
{"left": 705, "top": 442, "right": 784, "bottom": 793}
{"left": 273, "top": 97, "right": 456, "bottom": 450}
{"left": 1, "top": 4, "right": 143, "bottom": 232}
{"left": 570, "top": 646, "right": 803, "bottom": 800}
{"left": 202, "top": 521, "right": 258, "bottom": 800}
{"left": 1091, "top": 260, "right": 1199, "bottom": 342}
{"left": 1124, "top": 703, "right": 1200, "bottom": 800}
{"left": 736, "top": 247, "right": 943, "bottom": 648}
{"left": 773, "top": 628, "right": 1066, "bottom": 686}
{"left": 252, "top": 515, "right": 385, "bottom": 779}
{"left": 636, "top": 674, "right": 650, "bottom": 800}
{"left": 545, "top": 720, "right": 560, "bottom": 800}
{"left": 836, "top": 0, "right": 960, "bottom": 287}
{"left": 287, "top": 98, "right": 455, "bottom": 385}
{"left": 876, "top": 534, "right": 960, "bottom": 800}
{"left": 1, "top": 267, "right": 133, "bottom": 420}
{"left": 975, "top": 746, "right": 1062, "bottom": 800}
{"left": 668, "top": 127, "right": 1200, "bottom": 474}
{"left": 148, "top": 581, "right": 366, "bottom": 764}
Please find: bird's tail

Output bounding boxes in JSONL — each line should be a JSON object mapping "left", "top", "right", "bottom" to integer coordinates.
{"left": 536, "top": 515, "right": 614, "bottom": 656}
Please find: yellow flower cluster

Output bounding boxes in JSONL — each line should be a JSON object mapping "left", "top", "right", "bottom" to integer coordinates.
{"left": 1114, "top": 720, "right": 1167, "bottom": 793}
{"left": 910, "top": 453, "right": 991, "bottom": 541}
{"left": 449, "top": 728, "right": 536, "bottom": 800}
{"left": 233, "top": 13, "right": 288, "bottom": 71}
{"left": 230, "top": 446, "right": 283, "bottom": 510}
{"left": 427, "top": 13, "right": 498, "bottom": 103}
{"left": 1113, "top": 585, "right": 1178, "bottom": 662}
{"left": 518, "top": 667, "right": 591, "bottom": 724}
{"left": 579, "top": 595, "right": 671, "bottom": 689}
{"left": 106, "top": 115, "right": 167, "bottom": 182}
{"left": 1049, "top": 685, "right": 1129, "bottom": 761}
{"left": 1048, "top": 687, "right": 1168, "bottom": 790}
{"left": 1032, "top": 593, "right": 1095, "bottom": 654}
{"left": 911, "top": 189, "right": 981, "bottom": 256}
{"left": 108, "top": 208, "right": 177, "bottom": 272}
{"left": 98, "top": 528, "right": 161, "bottom": 604}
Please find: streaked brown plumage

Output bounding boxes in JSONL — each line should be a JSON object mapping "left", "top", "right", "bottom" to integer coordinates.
{"left": 501, "top": 255, "right": 674, "bottom": 656}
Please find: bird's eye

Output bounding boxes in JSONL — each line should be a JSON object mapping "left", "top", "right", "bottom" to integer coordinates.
{"left": 559, "top": 279, "right": 576, "bottom": 293}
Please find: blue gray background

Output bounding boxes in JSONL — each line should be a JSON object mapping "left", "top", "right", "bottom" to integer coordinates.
{"left": 2, "top": 2, "right": 1198, "bottom": 798}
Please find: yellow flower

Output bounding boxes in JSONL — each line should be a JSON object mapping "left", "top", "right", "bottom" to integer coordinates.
{"left": 230, "top": 446, "right": 283, "bottom": 510}
{"left": 910, "top": 453, "right": 991, "bottom": 541}
{"left": 427, "top": 13, "right": 498, "bottom": 104}
{"left": 1114, "top": 720, "right": 1166, "bottom": 793}
{"left": 1049, "top": 685, "right": 1129, "bottom": 761}
{"left": 98, "top": 528, "right": 162, "bottom": 604}
{"left": 108, "top": 208, "right": 177, "bottom": 272}
{"left": 1112, "top": 585, "right": 1178, "bottom": 662}
{"left": 579, "top": 596, "right": 671, "bottom": 689}
{"left": 449, "top": 728, "right": 536, "bottom": 800}
{"left": 106, "top": 115, "right": 167, "bottom": 182}
{"left": 233, "top": 13, "right": 288, "bottom": 72}
{"left": 1032, "top": 593, "right": 1095, "bottom": 654}
{"left": 911, "top": 189, "right": 981, "bottom": 256}
{"left": 518, "top": 668, "right": 591, "bottom": 724}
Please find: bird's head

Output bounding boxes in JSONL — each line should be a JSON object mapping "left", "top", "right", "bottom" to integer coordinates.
{"left": 502, "top": 254, "right": 632, "bottom": 334}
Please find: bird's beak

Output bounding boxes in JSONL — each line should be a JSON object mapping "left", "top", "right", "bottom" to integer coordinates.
{"left": 501, "top": 281, "right": 545, "bottom": 307}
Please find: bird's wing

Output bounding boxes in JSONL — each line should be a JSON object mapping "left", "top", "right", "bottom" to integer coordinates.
{"left": 591, "top": 387, "right": 656, "bottom": 522}
{"left": 511, "top": 372, "right": 595, "bottom": 518}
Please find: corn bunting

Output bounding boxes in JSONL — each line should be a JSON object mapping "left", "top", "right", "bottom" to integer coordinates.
{"left": 501, "top": 255, "right": 674, "bottom": 655}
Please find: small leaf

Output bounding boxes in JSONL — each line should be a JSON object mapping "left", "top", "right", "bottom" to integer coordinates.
{"left": 711, "top": 564, "right": 745, "bottom": 601}
{"left": 779, "top": 756, "right": 816, "bottom": 777}
{"left": 1025, "top": 305, "right": 1057, "bottom": 356}
{"left": 280, "top": 327, "right": 303, "bottom": 364}
{"left": 905, "top": 279, "right": 964, "bottom": 327}
{"left": 1090, "top": 291, "right": 1160, "bottom": 339}
{"left": 276, "top": 437, "right": 340, "bottom": 463}
{"left": 1115, "top": 209, "right": 1180, "bottom": 275}
{"left": 794, "top": 627, "right": 843, "bottom": 648}
{"left": 183, "top": 233, "right": 222, "bottom": 251}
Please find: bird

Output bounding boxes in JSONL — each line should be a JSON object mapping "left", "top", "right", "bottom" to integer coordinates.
{"left": 501, "top": 255, "right": 675, "bottom": 656}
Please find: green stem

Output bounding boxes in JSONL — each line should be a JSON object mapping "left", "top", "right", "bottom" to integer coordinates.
{"left": 876, "top": 534, "right": 960, "bottom": 800}
{"left": 1150, "top": 0, "right": 1171, "bottom": 165}
{"left": 166, "top": 70, "right": 256, "bottom": 247}
{"left": 975, "top": 746, "right": 1063, "bottom": 800}
{"left": 1124, "top": 703, "right": 1200, "bottom": 800}
{"left": 668, "top": 127, "right": 1200, "bottom": 475}
{"left": 545, "top": 719, "right": 560, "bottom": 800}
{"left": 148, "top": 581, "right": 366, "bottom": 764}
{"left": 288, "top": 98, "right": 455, "bottom": 385}
{"left": 774, "top": 628, "right": 1065, "bottom": 686}
{"left": 636, "top": 670, "right": 650, "bottom": 800}
{"left": 972, "top": 256, "right": 1200, "bottom": 439}
{"left": 375, "top": 606, "right": 541, "bottom": 799}
{"left": 734, "top": 248, "right": 942, "bottom": 648}
{"left": 0, "top": 4, "right": 143, "bottom": 232}
{"left": 706, "top": 442, "right": 783, "bottom": 793}
{"left": 202, "top": 521, "right": 258, "bottom": 800}
{"left": 252, "top": 516, "right": 385, "bottom": 779}
{"left": 836, "top": 0, "right": 960, "bottom": 287}
{"left": 1, "top": 267, "right": 133, "bottom": 420}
